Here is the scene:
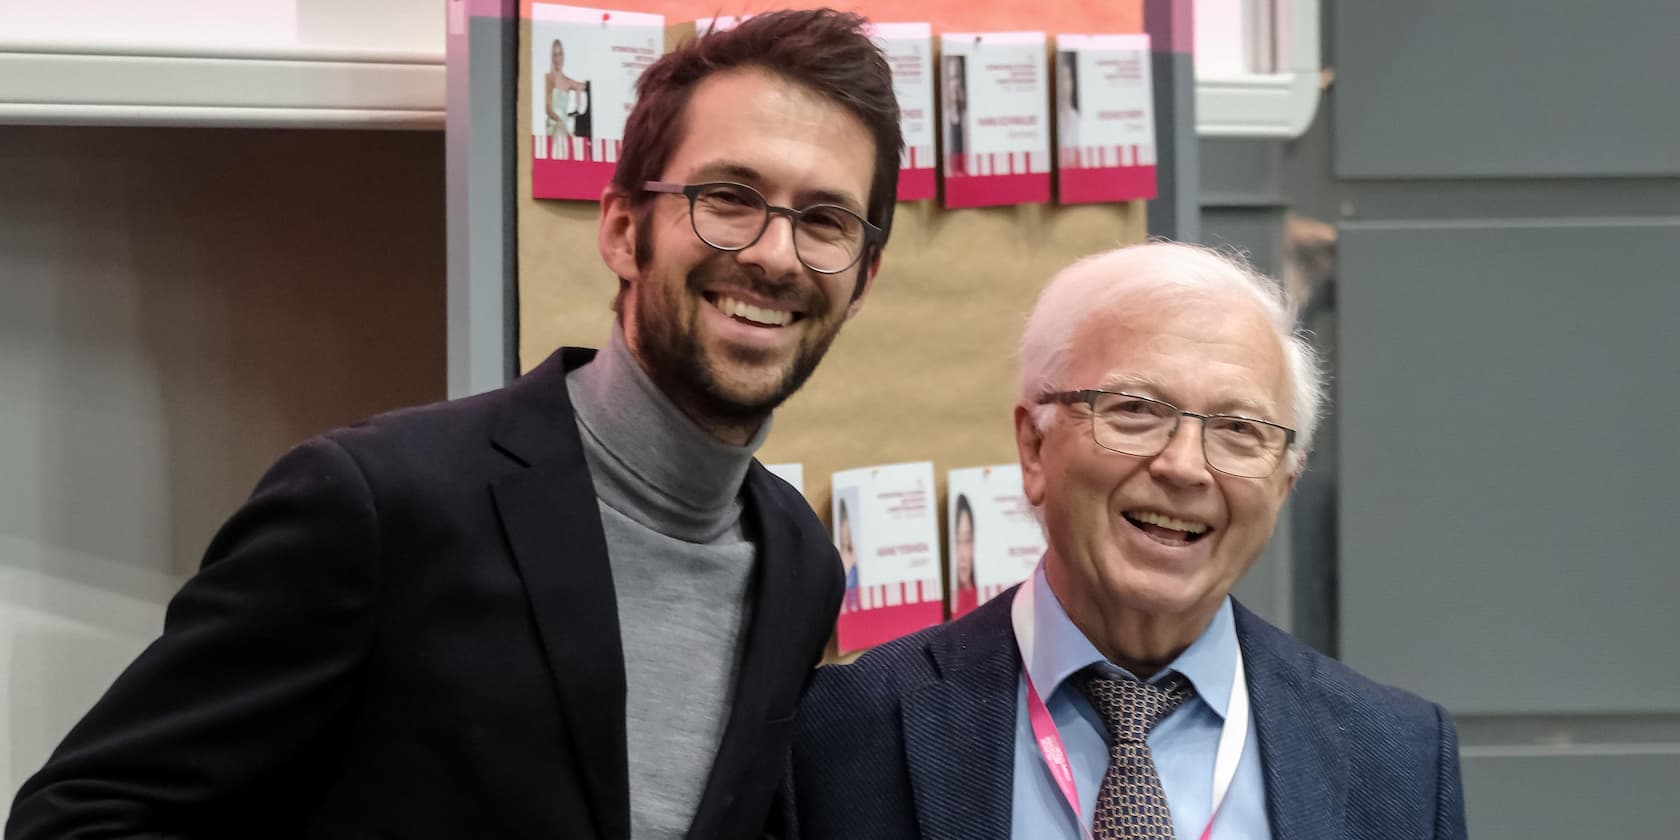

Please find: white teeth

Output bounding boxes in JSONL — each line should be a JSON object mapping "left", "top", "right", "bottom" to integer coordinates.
{"left": 1130, "top": 510, "right": 1208, "bottom": 535}
{"left": 717, "top": 295, "right": 792, "bottom": 327}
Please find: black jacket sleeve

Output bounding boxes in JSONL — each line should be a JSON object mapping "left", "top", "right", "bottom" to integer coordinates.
{"left": 7, "top": 436, "right": 383, "bottom": 840}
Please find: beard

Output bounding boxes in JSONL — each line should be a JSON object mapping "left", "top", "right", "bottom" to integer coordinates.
{"left": 632, "top": 253, "right": 845, "bottom": 426}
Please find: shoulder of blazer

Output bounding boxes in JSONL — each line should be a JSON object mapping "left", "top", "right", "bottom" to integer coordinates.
{"left": 1232, "top": 599, "right": 1447, "bottom": 743}
{"left": 804, "top": 588, "right": 1020, "bottom": 723}
{"left": 311, "top": 346, "right": 591, "bottom": 474}
{"left": 744, "top": 461, "right": 829, "bottom": 550}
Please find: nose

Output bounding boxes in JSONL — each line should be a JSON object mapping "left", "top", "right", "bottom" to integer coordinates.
{"left": 1147, "top": 416, "right": 1214, "bottom": 487}
{"left": 735, "top": 211, "right": 804, "bottom": 282}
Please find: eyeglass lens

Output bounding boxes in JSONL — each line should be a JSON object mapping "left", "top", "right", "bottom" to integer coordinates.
{"left": 1088, "top": 392, "right": 1288, "bottom": 477}
{"left": 689, "top": 183, "right": 866, "bottom": 273}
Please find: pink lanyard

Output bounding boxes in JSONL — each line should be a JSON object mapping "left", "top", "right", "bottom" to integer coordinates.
{"left": 1017, "top": 583, "right": 1250, "bottom": 840}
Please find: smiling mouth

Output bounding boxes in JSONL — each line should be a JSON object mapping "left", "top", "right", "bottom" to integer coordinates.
{"left": 1123, "top": 509, "right": 1213, "bottom": 546}
{"left": 704, "top": 292, "right": 803, "bottom": 328}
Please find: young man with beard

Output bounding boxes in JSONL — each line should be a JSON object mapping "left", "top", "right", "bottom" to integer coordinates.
{"left": 7, "top": 10, "right": 901, "bottom": 840}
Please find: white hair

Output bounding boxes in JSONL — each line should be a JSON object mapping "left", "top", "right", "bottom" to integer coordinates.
{"left": 1018, "top": 241, "right": 1326, "bottom": 474}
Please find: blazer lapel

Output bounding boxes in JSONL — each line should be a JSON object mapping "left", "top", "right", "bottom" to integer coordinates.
{"left": 685, "top": 463, "right": 803, "bottom": 838}
{"left": 490, "top": 348, "right": 629, "bottom": 840}
{"left": 902, "top": 592, "right": 1021, "bottom": 840}
{"left": 1234, "top": 603, "right": 1348, "bottom": 839}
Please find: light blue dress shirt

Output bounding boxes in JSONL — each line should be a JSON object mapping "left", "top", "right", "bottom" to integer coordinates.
{"left": 1010, "top": 566, "right": 1271, "bottom": 839}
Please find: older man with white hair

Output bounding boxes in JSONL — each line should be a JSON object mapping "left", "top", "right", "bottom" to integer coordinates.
{"left": 789, "top": 242, "right": 1466, "bottom": 840}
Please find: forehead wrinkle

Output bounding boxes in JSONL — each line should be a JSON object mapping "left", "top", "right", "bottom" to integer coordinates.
{"left": 1098, "top": 371, "right": 1277, "bottom": 419}
{"left": 1093, "top": 337, "right": 1287, "bottom": 415}
{"left": 1095, "top": 372, "right": 1166, "bottom": 393}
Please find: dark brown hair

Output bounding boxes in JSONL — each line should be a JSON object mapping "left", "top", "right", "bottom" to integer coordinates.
{"left": 611, "top": 8, "right": 904, "bottom": 256}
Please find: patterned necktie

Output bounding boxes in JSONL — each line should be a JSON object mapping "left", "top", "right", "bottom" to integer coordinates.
{"left": 1076, "top": 668, "right": 1197, "bottom": 840}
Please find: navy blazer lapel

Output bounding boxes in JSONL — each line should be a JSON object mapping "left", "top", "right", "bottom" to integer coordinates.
{"left": 1234, "top": 602, "right": 1348, "bottom": 839}
{"left": 490, "top": 348, "right": 629, "bottom": 840}
{"left": 685, "top": 462, "right": 802, "bottom": 838}
{"left": 902, "top": 591, "right": 1021, "bottom": 840}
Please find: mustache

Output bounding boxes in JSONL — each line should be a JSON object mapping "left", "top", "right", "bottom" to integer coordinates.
{"left": 686, "top": 254, "right": 824, "bottom": 312}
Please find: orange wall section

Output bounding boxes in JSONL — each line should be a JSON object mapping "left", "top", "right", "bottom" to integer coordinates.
{"left": 520, "top": 0, "right": 1142, "bottom": 35}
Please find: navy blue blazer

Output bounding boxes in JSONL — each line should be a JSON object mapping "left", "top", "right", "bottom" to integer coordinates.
{"left": 791, "top": 588, "right": 1467, "bottom": 839}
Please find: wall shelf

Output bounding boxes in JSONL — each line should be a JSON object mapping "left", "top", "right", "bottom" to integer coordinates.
{"left": 0, "top": 42, "right": 444, "bottom": 130}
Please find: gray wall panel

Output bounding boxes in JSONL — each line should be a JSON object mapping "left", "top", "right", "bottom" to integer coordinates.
{"left": 1336, "top": 1, "right": 1680, "bottom": 179}
{"left": 1338, "top": 220, "right": 1680, "bottom": 714}
{"left": 1463, "top": 752, "right": 1680, "bottom": 838}
{"left": 445, "top": 6, "right": 517, "bottom": 398}
{"left": 1200, "top": 139, "right": 1284, "bottom": 208}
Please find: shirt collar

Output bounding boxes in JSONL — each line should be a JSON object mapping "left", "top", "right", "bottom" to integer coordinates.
{"left": 1012, "top": 562, "right": 1239, "bottom": 721}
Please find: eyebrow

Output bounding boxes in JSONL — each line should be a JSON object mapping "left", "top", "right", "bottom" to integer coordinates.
{"left": 689, "top": 160, "right": 866, "bottom": 214}
{"left": 1095, "top": 373, "right": 1280, "bottom": 421}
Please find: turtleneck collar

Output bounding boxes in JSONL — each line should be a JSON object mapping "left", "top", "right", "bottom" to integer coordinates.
{"left": 564, "top": 324, "right": 770, "bottom": 541}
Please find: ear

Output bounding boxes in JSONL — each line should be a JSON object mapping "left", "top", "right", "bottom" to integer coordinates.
{"left": 1281, "top": 461, "right": 1303, "bottom": 498}
{"left": 843, "top": 250, "right": 883, "bottom": 320}
{"left": 1014, "top": 403, "right": 1049, "bottom": 507}
{"left": 598, "top": 185, "right": 639, "bottom": 281}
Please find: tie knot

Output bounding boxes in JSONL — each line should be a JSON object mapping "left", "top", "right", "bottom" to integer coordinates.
{"left": 1076, "top": 669, "right": 1195, "bottom": 743}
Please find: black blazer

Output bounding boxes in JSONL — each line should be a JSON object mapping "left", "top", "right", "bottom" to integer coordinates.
{"left": 791, "top": 589, "right": 1467, "bottom": 840}
{"left": 8, "top": 347, "right": 843, "bottom": 840}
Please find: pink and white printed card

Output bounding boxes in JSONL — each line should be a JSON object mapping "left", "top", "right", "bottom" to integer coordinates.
{"left": 1055, "top": 33, "right": 1158, "bottom": 204}
{"left": 529, "top": 3, "right": 663, "bottom": 200}
{"left": 947, "top": 465, "right": 1045, "bottom": 620}
{"left": 833, "top": 461, "right": 944, "bottom": 653}
{"left": 872, "top": 22, "right": 938, "bottom": 202}
{"left": 939, "top": 31, "right": 1052, "bottom": 209}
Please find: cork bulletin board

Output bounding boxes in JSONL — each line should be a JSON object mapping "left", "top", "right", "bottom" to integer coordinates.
{"left": 516, "top": 1, "right": 1148, "bottom": 533}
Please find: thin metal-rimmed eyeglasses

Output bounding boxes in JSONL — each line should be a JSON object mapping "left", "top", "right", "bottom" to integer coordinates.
{"left": 1038, "top": 389, "right": 1297, "bottom": 478}
{"left": 644, "top": 180, "right": 882, "bottom": 275}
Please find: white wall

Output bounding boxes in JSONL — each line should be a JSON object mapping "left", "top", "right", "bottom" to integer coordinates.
{"left": 3, "top": 0, "right": 443, "bottom": 52}
{"left": 0, "top": 125, "right": 446, "bottom": 800}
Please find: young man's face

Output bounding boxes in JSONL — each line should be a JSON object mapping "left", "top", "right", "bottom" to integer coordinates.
{"left": 601, "top": 67, "right": 879, "bottom": 433}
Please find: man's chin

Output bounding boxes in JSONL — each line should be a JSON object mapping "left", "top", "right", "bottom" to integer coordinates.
{"left": 693, "top": 343, "right": 815, "bottom": 411}
{"left": 700, "top": 369, "right": 798, "bottom": 418}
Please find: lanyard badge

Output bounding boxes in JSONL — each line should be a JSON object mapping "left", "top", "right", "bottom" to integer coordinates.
{"left": 1013, "top": 574, "right": 1250, "bottom": 840}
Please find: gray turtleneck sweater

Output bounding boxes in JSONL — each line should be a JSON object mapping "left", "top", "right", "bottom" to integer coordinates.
{"left": 565, "top": 327, "right": 766, "bottom": 840}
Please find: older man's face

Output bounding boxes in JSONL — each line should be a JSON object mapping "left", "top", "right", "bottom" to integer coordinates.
{"left": 1019, "top": 293, "right": 1297, "bottom": 623}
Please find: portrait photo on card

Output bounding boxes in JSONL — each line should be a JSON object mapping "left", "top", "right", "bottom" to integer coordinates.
{"left": 942, "top": 53, "right": 968, "bottom": 175}
{"left": 950, "top": 491, "right": 978, "bottom": 613}
{"left": 1056, "top": 49, "right": 1080, "bottom": 153}
{"left": 833, "top": 485, "right": 862, "bottom": 603}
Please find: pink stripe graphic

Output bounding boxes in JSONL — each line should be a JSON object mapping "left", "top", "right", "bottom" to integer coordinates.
{"left": 944, "top": 172, "right": 1052, "bottom": 208}
{"left": 533, "top": 158, "right": 616, "bottom": 201}
{"left": 836, "top": 599, "right": 943, "bottom": 653}
{"left": 1058, "top": 164, "right": 1158, "bottom": 204}
{"left": 898, "top": 166, "right": 936, "bottom": 202}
